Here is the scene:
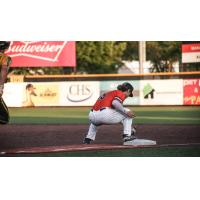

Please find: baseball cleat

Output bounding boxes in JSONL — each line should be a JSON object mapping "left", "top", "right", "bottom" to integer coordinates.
{"left": 83, "top": 137, "right": 92, "bottom": 144}
{"left": 123, "top": 134, "right": 137, "bottom": 142}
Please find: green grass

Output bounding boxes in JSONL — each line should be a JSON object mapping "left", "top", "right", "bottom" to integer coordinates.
{"left": 5, "top": 106, "right": 200, "bottom": 157}
{"left": 9, "top": 106, "right": 200, "bottom": 125}
{"left": 4, "top": 146, "right": 200, "bottom": 157}
{"left": 9, "top": 107, "right": 89, "bottom": 124}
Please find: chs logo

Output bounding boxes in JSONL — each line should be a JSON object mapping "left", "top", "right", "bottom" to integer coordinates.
{"left": 6, "top": 41, "right": 67, "bottom": 62}
{"left": 67, "top": 84, "right": 93, "bottom": 102}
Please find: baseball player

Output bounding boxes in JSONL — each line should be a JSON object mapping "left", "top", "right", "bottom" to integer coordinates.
{"left": 83, "top": 82, "right": 137, "bottom": 144}
{"left": 0, "top": 41, "right": 11, "bottom": 124}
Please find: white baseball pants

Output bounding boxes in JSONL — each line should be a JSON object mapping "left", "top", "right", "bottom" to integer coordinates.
{"left": 86, "top": 108, "right": 133, "bottom": 140}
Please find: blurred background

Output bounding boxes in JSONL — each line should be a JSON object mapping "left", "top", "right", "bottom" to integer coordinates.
{"left": 3, "top": 41, "right": 200, "bottom": 107}
{"left": 6, "top": 41, "right": 200, "bottom": 75}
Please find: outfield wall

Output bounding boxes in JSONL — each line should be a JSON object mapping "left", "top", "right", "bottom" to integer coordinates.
{"left": 3, "top": 79, "right": 200, "bottom": 107}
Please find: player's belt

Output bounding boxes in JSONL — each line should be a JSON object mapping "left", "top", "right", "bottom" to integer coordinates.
{"left": 91, "top": 108, "right": 106, "bottom": 112}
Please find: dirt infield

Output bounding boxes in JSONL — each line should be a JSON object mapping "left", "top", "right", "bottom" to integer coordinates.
{"left": 0, "top": 124, "right": 200, "bottom": 154}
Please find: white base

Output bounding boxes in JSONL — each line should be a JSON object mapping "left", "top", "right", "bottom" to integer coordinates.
{"left": 123, "top": 139, "right": 157, "bottom": 146}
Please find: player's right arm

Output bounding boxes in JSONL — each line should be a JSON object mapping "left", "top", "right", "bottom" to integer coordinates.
{"left": 112, "top": 99, "right": 135, "bottom": 118}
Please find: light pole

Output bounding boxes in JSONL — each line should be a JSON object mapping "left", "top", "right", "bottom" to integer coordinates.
{"left": 139, "top": 41, "right": 146, "bottom": 74}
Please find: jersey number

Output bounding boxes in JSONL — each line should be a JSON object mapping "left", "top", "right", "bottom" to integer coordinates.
{"left": 98, "top": 93, "right": 106, "bottom": 100}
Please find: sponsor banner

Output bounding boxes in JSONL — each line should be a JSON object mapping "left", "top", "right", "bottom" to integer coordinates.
{"left": 140, "top": 80, "right": 183, "bottom": 105}
{"left": 182, "top": 43, "right": 200, "bottom": 53}
{"left": 4, "top": 82, "right": 60, "bottom": 107}
{"left": 182, "top": 43, "right": 200, "bottom": 63}
{"left": 3, "top": 83, "right": 24, "bottom": 107}
{"left": 182, "top": 52, "right": 200, "bottom": 63}
{"left": 5, "top": 80, "right": 194, "bottom": 107}
{"left": 60, "top": 81, "right": 100, "bottom": 106}
{"left": 183, "top": 79, "right": 200, "bottom": 105}
{"left": 100, "top": 81, "right": 140, "bottom": 105}
{"left": 22, "top": 83, "right": 60, "bottom": 107}
{"left": 3, "top": 82, "right": 99, "bottom": 107}
{"left": 6, "top": 41, "right": 76, "bottom": 67}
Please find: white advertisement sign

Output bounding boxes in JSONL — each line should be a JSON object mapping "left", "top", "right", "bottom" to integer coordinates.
{"left": 140, "top": 80, "right": 183, "bottom": 105}
{"left": 182, "top": 43, "right": 200, "bottom": 63}
{"left": 3, "top": 81, "right": 100, "bottom": 107}
{"left": 3, "top": 80, "right": 184, "bottom": 107}
{"left": 3, "top": 83, "right": 24, "bottom": 107}
{"left": 182, "top": 52, "right": 200, "bottom": 63}
{"left": 60, "top": 81, "right": 100, "bottom": 106}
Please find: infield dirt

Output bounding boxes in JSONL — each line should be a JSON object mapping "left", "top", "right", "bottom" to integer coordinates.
{"left": 0, "top": 124, "right": 200, "bottom": 152}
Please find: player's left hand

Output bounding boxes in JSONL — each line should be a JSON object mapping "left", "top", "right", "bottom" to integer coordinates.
{"left": 126, "top": 110, "right": 136, "bottom": 118}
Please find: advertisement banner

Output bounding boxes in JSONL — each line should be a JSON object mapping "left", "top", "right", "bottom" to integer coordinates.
{"left": 3, "top": 83, "right": 24, "bottom": 107}
{"left": 22, "top": 83, "right": 60, "bottom": 107}
{"left": 5, "top": 80, "right": 195, "bottom": 107}
{"left": 100, "top": 80, "right": 140, "bottom": 105}
{"left": 6, "top": 41, "right": 76, "bottom": 67}
{"left": 60, "top": 81, "right": 100, "bottom": 106}
{"left": 183, "top": 79, "right": 200, "bottom": 105}
{"left": 140, "top": 80, "right": 183, "bottom": 105}
{"left": 3, "top": 81, "right": 99, "bottom": 107}
{"left": 182, "top": 43, "right": 200, "bottom": 63}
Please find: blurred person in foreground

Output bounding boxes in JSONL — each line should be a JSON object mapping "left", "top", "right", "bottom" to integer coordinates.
{"left": 0, "top": 41, "right": 11, "bottom": 124}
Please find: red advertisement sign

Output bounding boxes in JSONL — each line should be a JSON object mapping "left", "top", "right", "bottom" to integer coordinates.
{"left": 6, "top": 41, "right": 76, "bottom": 67}
{"left": 182, "top": 43, "right": 200, "bottom": 53}
{"left": 182, "top": 43, "right": 200, "bottom": 63}
{"left": 183, "top": 79, "right": 200, "bottom": 105}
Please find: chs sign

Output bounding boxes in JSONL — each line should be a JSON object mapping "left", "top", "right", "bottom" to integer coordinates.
{"left": 6, "top": 41, "right": 76, "bottom": 67}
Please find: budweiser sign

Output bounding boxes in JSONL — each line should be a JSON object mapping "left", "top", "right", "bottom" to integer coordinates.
{"left": 6, "top": 41, "right": 76, "bottom": 67}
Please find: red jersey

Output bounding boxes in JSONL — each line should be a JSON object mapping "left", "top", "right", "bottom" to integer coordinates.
{"left": 92, "top": 90, "right": 126, "bottom": 111}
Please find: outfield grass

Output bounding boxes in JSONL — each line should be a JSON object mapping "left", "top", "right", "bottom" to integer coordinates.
{"left": 9, "top": 106, "right": 200, "bottom": 124}
{"left": 5, "top": 146, "right": 200, "bottom": 157}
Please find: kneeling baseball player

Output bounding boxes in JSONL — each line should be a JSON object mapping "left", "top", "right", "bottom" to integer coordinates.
{"left": 83, "top": 82, "right": 137, "bottom": 144}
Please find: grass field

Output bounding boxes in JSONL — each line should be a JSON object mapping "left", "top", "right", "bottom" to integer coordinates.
{"left": 6, "top": 106, "right": 200, "bottom": 157}
{"left": 9, "top": 106, "right": 200, "bottom": 125}
{"left": 5, "top": 146, "right": 200, "bottom": 157}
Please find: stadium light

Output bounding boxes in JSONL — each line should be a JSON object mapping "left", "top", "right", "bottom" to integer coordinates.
{"left": 139, "top": 41, "right": 146, "bottom": 74}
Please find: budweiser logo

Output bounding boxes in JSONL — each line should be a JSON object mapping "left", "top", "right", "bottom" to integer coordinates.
{"left": 6, "top": 41, "right": 68, "bottom": 62}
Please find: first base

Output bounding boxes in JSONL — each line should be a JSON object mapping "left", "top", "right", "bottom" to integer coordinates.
{"left": 123, "top": 139, "right": 157, "bottom": 146}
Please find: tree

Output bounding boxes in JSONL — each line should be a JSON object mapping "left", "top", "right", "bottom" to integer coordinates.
{"left": 122, "top": 41, "right": 182, "bottom": 72}
{"left": 146, "top": 41, "right": 181, "bottom": 72}
{"left": 122, "top": 41, "right": 138, "bottom": 60}
{"left": 76, "top": 41, "right": 127, "bottom": 74}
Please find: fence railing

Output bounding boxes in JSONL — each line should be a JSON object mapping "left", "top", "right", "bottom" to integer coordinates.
{"left": 8, "top": 71, "right": 200, "bottom": 82}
